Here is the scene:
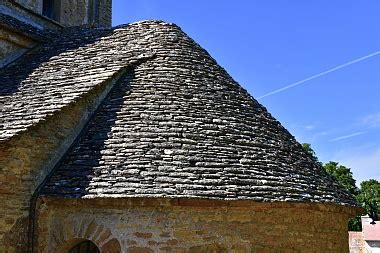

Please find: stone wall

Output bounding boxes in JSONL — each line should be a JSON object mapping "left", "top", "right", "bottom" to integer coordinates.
{"left": 59, "top": 0, "right": 112, "bottom": 27}
{"left": 349, "top": 232, "right": 364, "bottom": 253}
{"left": 349, "top": 218, "right": 380, "bottom": 253}
{"left": 0, "top": 27, "right": 37, "bottom": 67}
{"left": 36, "top": 198, "right": 360, "bottom": 253}
{"left": 2, "top": 0, "right": 112, "bottom": 28}
{"left": 59, "top": 0, "right": 88, "bottom": 27}
{"left": 14, "top": 0, "right": 42, "bottom": 14}
{"left": 0, "top": 70, "right": 125, "bottom": 252}
{"left": 1, "top": 0, "right": 62, "bottom": 31}
{"left": 97, "top": 0, "right": 112, "bottom": 27}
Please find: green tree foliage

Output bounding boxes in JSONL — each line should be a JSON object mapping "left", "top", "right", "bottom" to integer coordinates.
{"left": 301, "top": 144, "right": 359, "bottom": 195}
{"left": 348, "top": 216, "right": 362, "bottom": 231}
{"left": 323, "top": 161, "right": 359, "bottom": 196}
{"left": 321, "top": 161, "right": 362, "bottom": 231}
{"left": 357, "top": 179, "right": 380, "bottom": 221}
{"left": 302, "top": 143, "right": 320, "bottom": 163}
{"left": 301, "top": 143, "right": 369, "bottom": 231}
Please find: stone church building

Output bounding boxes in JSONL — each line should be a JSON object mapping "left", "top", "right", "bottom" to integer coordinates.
{"left": 0, "top": 0, "right": 361, "bottom": 252}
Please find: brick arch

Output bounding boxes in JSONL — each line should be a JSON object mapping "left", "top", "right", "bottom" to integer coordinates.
{"left": 48, "top": 218, "right": 121, "bottom": 253}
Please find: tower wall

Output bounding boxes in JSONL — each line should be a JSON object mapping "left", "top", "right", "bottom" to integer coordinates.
{"left": 0, "top": 27, "right": 38, "bottom": 67}
{"left": 14, "top": 0, "right": 43, "bottom": 14}
{"left": 97, "top": 0, "right": 112, "bottom": 27}
{"left": 59, "top": 0, "right": 90, "bottom": 27}
{"left": 59, "top": 0, "right": 112, "bottom": 27}
{"left": 2, "top": 0, "right": 112, "bottom": 28}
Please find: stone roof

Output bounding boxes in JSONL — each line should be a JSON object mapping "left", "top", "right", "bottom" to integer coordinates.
{"left": 0, "top": 20, "right": 357, "bottom": 205}
{"left": 0, "top": 24, "right": 152, "bottom": 140}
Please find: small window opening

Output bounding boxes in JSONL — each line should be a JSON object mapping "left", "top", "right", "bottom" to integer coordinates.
{"left": 69, "top": 240, "right": 100, "bottom": 253}
{"left": 42, "top": 0, "right": 60, "bottom": 21}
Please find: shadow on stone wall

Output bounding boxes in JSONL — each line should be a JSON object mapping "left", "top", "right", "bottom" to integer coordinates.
{"left": 38, "top": 67, "right": 135, "bottom": 198}
{"left": 2, "top": 216, "right": 29, "bottom": 252}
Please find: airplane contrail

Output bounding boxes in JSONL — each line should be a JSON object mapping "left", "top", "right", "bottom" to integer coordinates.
{"left": 258, "top": 51, "right": 380, "bottom": 99}
{"left": 330, "top": 131, "right": 367, "bottom": 142}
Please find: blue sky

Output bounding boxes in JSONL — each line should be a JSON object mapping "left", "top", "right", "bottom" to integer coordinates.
{"left": 112, "top": 0, "right": 380, "bottom": 184}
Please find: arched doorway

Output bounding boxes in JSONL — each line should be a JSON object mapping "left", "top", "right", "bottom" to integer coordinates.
{"left": 68, "top": 240, "right": 100, "bottom": 253}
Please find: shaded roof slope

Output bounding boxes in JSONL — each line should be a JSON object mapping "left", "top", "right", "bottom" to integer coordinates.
{"left": 0, "top": 20, "right": 356, "bottom": 205}
{"left": 0, "top": 23, "right": 154, "bottom": 140}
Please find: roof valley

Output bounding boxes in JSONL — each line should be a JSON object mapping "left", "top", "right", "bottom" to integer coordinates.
{"left": 37, "top": 67, "right": 138, "bottom": 197}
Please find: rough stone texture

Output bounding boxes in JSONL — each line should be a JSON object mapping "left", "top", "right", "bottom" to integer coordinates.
{"left": 97, "top": 0, "right": 112, "bottom": 27}
{"left": 59, "top": 0, "right": 88, "bottom": 26}
{"left": 0, "top": 4, "right": 56, "bottom": 67}
{"left": 349, "top": 232, "right": 364, "bottom": 253}
{"left": 0, "top": 31, "right": 32, "bottom": 66}
{"left": 0, "top": 22, "right": 151, "bottom": 252}
{"left": 0, "top": 20, "right": 362, "bottom": 252}
{"left": 1, "top": 0, "right": 111, "bottom": 29}
{"left": 0, "top": 27, "right": 36, "bottom": 67}
{"left": 0, "top": 25, "right": 152, "bottom": 141}
{"left": 59, "top": 0, "right": 112, "bottom": 27}
{"left": 14, "top": 0, "right": 42, "bottom": 14}
{"left": 11, "top": 21, "right": 353, "bottom": 206}
{"left": 36, "top": 198, "right": 359, "bottom": 253}
{"left": 348, "top": 217, "right": 380, "bottom": 253}
{"left": 0, "top": 66, "right": 135, "bottom": 252}
{"left": 0, "top": 13, "right": 51, "bottom": 42}
{"left": 0, "top": 26, "right": 34, "bottom": 47}
{"left": 0, "top": 13, "right": 53, "bottom": 67}
{"left": 1, "top": 0, "right": 63, "bottom": 30}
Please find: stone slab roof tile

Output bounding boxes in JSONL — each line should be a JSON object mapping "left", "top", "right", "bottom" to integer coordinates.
{"left": 0, "top": 20, "right": 357, "bottom": 205}
{"left": 0, "top": 22, "right": 156, "bottom": 140}
{"left": 8, "top": 21, "right": 355, "bottom": 205}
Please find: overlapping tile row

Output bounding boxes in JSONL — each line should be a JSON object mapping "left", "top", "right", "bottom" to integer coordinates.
{"left": 0, "top": 22, "right": 157, "bottom": 140}
{"left": 38, "top": 21, "right": 356, "bottom": 205}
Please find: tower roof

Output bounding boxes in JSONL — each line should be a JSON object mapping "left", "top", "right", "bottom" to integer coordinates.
{"left": 0, "top": 21, "right": 357, "bottom": 206}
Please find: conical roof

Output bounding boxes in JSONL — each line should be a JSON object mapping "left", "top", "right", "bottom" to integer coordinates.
{"left": 0, "top": 21, "right": 355, "bottom": 205}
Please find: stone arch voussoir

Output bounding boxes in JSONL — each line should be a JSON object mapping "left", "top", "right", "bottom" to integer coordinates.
{"left": 49, "top": 218, "right": 121, "bottom": 253}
